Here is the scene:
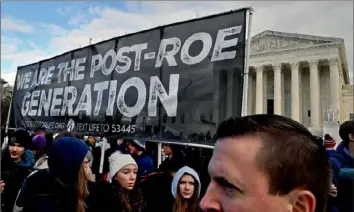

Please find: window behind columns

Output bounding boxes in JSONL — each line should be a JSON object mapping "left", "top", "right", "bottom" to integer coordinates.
{"left": 350, "top": 113, "right": 354, "bottom": 121}
{"left": 267, "top": 99, "right": 274, "bottom": 115}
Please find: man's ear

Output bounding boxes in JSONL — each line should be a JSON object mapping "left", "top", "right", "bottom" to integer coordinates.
{"left": 287, "top": 190, "right": 316, "bottom": 212}
{"left": 349, "top": 133, "right": 354, "bottom": 141}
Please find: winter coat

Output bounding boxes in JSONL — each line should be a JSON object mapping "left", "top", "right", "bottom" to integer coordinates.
{"left": 337, "top": 168, "right": 354, "bottom": 212}
{"left": 328, "top": 142, "right": 354, "bottom": 212}
{"left": 140, "top": 172, "right": 175, "bottom": 212}
{"left": 1, "top": 149, "right": 34, "bottom": 212}
{"left": 329, "top": 142, "right": 354, "bottom": 186}
{"left": 34, "top": 155, "right": 49, "bottom": 170}
{"left": 86, "top": 180, "right": 146, "bottom": 212}
{"left": 135, "top": 152, "right": 155, "bottom": 178}
{"left": 13, "top": 137, "right": 89, "bottom": 212}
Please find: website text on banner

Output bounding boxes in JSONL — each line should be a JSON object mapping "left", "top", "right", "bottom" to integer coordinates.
{"left": 9, "top": 9, "right": 247, "bottom": 144}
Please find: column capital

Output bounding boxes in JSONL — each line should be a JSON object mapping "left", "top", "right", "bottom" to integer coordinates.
{"left": 290, "top": 61, "right": 300, "bottom": 70}
{"left": 308, "top": 59, "right": 319, "bottom": 69}
{"left": 255, "top": 66, "right": 264, "bottom": 74}
{"left": 328, "top": 57, "right": 340, "bottom": 67}
{"left": 273, "top": 63, "right": 282, "bottom": 72}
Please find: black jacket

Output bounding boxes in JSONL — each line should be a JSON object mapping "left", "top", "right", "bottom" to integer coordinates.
{"left": 14, "top": 169, "right": 79, "bottom": 212}
{"left": 1, "top": 150, "right": 34, "bottom": 212}
{"left": 86, "top": 180, "right": 146, "bottom": 212}
{"left": 140, "top": 172, "right": 175, "bottom": 212}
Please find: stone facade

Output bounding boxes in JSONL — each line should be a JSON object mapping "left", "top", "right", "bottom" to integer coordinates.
{"left": 247, "top": 30, "right": 353, "bottom": 136}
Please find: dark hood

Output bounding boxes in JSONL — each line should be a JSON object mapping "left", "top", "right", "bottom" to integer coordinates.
{"left": 48, "top": 137, "right": 88, "bottom": 186}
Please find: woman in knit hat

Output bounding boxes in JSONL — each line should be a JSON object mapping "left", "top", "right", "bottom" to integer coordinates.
{"left": 171, "top": 166, "right": 201, "bottom": 212}
{"left": 87, "top": 151, "right": 146, "bottom": 212}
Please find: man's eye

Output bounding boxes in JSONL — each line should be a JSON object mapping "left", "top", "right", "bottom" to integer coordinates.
{"left": 224, "top": 186, "right": 238, "bottom": 197}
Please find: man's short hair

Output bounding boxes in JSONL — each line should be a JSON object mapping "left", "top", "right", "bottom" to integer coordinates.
{"left": 339, "top": 121, "right": 354, "bottom": 145}
{"left": 216, "top": 114, "right": 331, "bottom": 212}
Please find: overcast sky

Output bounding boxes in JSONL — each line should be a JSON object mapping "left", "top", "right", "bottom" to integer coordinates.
{"left": 1, "top": 1, "right": 353, "bottom": 85}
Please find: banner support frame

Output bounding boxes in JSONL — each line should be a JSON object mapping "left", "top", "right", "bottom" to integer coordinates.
{"left": 241, "top": 7, "right": 254, "bottom": 117}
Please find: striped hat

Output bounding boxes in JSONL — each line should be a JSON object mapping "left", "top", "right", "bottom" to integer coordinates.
{"left": 323, "top": 134, "right": 336, "bottom": 148}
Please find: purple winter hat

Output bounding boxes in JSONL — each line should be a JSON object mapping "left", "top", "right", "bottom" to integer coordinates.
{"left": 32, "top": 134, "right": 47, "bottom": 150}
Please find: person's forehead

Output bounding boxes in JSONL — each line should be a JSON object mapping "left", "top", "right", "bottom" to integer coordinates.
{"left": 122, "top": 164, "right": 137, "bottom": 169}
{"left": 181, "top": 174, "right": 194, "bottom": 181}
{"left": 10, "top": 143, "right": 23, "bottom": 147}
{"left": 209, "top": 136, "right": 263, "bottom": 183}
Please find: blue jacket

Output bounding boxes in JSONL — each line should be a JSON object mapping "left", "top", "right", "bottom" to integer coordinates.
{"left": 136, "top": 153, "right": 155, "bottom": 177}
{"left": 329, "top": 142, "right": 354, "bottom": 186}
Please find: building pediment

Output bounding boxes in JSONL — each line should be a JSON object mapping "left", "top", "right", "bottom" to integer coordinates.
{"left": 250, "top": 30, "right": 344, "bottom": 54}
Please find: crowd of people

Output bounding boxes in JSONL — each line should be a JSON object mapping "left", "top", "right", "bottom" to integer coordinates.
{"left": 0, "top": 114, "right": 353, "bottom": 212}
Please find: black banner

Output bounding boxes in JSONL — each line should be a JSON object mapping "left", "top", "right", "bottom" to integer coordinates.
{"left": 9, "top": 8, "right": 247, "bottom": 144}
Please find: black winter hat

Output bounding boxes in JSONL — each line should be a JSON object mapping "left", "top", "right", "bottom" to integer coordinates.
{"left": 9, "top": 128, "right": 31, "bottom": 149}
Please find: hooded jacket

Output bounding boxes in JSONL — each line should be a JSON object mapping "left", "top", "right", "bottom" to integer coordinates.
{"left": 13, "top": 137, "right": 88, "bottom": 212}
{"left": 171, "top": 166, "right": 201, "bottom": 199}
{"left": 34, "top": 156, "right": 49, "bottom": 170}
{"left": 329, "top": 142, "right": 354, "bottom": 186}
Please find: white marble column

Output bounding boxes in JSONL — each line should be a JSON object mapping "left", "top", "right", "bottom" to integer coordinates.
{"left": 328, "top": 58, "right": 341, "bottom": 119}
{"left": 273, "top": 63, "right": 283, "bottom": 115}
{"left": 247, "top": 71, "right": 254, "bottom": 115}
{"left": 263, "top": 70, "right": 268, "bottom": 113}
{"left": 309, "top": 60, "right": 321, "bottom": 132}
{"left": 290, "top": 62, "right": 301, "bottom": 122}
{"left": 256, "top": 66, "right": 264, "bottom": 114}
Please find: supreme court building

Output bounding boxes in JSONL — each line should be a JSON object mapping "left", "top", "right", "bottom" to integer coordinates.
{"left": 247, "top": 30, "right": 354, "bottom": 136}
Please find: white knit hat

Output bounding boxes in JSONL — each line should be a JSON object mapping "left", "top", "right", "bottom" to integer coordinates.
{"left": 109, "top": 151, "right": 138, "bottom": 182}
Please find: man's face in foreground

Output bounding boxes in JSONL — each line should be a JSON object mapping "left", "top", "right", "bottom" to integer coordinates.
{"left": 200, "top": 135, "right": 316, "bottom": 212}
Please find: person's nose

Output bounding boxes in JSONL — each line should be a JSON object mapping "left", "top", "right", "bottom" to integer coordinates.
{"left": 200, "top": 182, "right": 221, "bottom": 212}
{"left": 13, "top": 146, "right": 19, "bottom": 151}
{"left": 185, "top": 183, "right": 191, "bottom": 190}
{"left": 129, "top": 172, "right": 136, "bottom": 180}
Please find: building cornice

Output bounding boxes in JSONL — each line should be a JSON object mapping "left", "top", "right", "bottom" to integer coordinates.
{"left": 250, "top": 42, "right": 341, "bottom": 58}
{"left": 251, "top": 30, "right": 344, "bottom": 43}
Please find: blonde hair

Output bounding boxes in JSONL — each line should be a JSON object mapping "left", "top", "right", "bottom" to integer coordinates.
{"left": 77, "top": 163, "right": 90, "bottom": 212}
